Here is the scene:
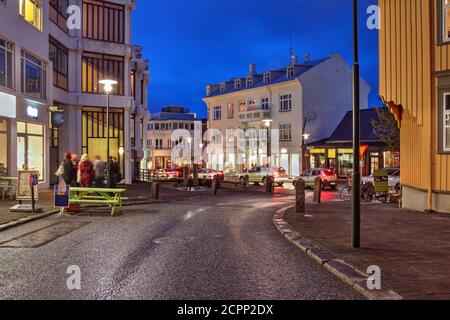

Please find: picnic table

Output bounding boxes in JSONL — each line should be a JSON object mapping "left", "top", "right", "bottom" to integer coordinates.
{"left": 61, "top": 187, "right": 127, "bottom": 216}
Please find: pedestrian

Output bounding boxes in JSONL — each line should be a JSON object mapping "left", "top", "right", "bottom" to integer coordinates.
{"left": 71, "top": 153, "right": 79, "bottom": 186}
{"left": 93, "top": 156, "right": 106, "bottom": 187}
{"left": 78, "top": 154, "right": 95, "bottom": 187}
{"left": 61, "top": 152, "right": 74, "bottom": 186}
{"left": 108, "top": 157, "right": 121, "bottom": 188}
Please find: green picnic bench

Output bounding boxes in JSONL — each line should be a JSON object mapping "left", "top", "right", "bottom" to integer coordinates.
{"left": 60, "top": 187, "right": 127, "bottom": 216}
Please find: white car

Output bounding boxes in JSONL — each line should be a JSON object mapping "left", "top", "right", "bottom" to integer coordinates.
{"left": 189, "top": 169, "right": 224, "bottom": 181}
{"left": 294, "top": 168, "right": 338, "bottom": 190}
{"left": 362, "top": 167, "right": 401, "bottom": 190}
{"left": 239, "top": 166, "right": 289, "bottom": 186}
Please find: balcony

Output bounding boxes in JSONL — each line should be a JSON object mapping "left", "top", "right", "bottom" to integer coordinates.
{"left": 238, "top": 106, "right": 271, "bottom": 123}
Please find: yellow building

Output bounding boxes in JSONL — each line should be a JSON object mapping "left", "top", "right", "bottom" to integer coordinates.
{"left": 379, "top": 0, "right": 450, "bottom": 213}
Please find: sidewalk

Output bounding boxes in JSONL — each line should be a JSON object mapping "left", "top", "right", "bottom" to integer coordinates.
{"left": 283, "top": 201, "right": 450, "bottom": 300}
{"left": 0, "top": 182, "right": 155, "bottom": 227}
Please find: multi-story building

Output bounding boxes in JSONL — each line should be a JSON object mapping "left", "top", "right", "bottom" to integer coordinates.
{"left": 147, "top": 106, "right": 202, "bottom": 170}
{"left": 0, "top": 0, "right": 150, "bottom": 187}
{"left": 203, "top": 54, "right": 370, "bottom": 176}
{"left": 379, "top": 0, "right": 450, "bottom": 213}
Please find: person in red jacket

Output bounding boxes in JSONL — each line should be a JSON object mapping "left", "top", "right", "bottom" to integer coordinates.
{"left": 78, "top": 154, "right": 95, "bottom": 188}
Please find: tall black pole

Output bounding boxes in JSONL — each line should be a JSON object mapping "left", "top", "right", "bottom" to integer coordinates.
{"left": 106, "top": 92, "right": 111, "bottom": 189}
{"left": 352, "top": 0, "right": 361, "bottom": 248}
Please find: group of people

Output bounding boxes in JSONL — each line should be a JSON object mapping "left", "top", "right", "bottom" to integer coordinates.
{"left": 59, "top": 153, "right": 122, "bottom": 188}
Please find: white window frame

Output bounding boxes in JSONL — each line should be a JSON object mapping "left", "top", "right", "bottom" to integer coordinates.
{"left": 248, "top": 98, "right": 257, "bottom": 111}
{"left": 279, "top": 94, "right": 292, "bottom": 112}
{"left": 234, "top": 79, "right": 241, "bottom": 89}
{"left": 246, "top": 76, "right": 252, "bottom": 87}
{"left": 444, "top": 92, "right": 450, "bottom": 152}
{"left": 227, "top": 103, "right": 234, "bottom": 118}
{"left": 279, "top": 123, "right": 292, "bottom": 141}
{"left": 264, "top": 72, "right": 271, "bottom": 83}
{"left": 287, "top": 66, "right": 295, "bottom": 78}
{"left": 261, "top": 97, "right": 269, "bottom": 110}
{"left": 443, "top": 0, "right": 450, "bottom": 42}
{"left": 213, "top": 106, "right": 222, "bottom": 120}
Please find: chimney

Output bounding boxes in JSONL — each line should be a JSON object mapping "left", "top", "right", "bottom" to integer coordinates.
{"left": 290, "top": 54, "right": 298, "bottom": 65}
{"left": 248, "top": 64, "right": 257, "bottom": 75}
{"left": 304, "top": 53, "right": 311, "bottom": 64}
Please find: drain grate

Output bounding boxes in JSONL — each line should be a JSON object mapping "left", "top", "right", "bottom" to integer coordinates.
{"left": 0, "top": 221, "right": 90, "bottom": 248}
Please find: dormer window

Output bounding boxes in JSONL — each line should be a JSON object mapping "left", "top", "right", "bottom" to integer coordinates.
{"left": 220, "top": 83, "right": 226, "bottom": 92}
{"left": 206, "top": 85, "right": 211, "bottom": 96}
{"left": 246, "top": 76, "right": 253, "bottom": 87}
{"left": 264, "top": 72, "right": 271, "bottom": 83}
{"left": 287, "top": 66, "right": 295, "bottom": 78}
{"left": 234, "top": 79, "right": 241, "bottom": 89}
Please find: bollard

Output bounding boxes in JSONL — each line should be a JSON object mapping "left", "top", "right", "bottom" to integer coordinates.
{"left": 150, "top": 182, "right": 159, "bottom": 200}
{"left": 313, "top": 177, "right": 322, "bottom": 204}
{"left": 183, "top": 167, "right": 189, "bottom": 184}
{"left": 265, "top": 176, "right": 274, "bottom": 193}
{"left": 211, "top": 175, "right": 218, "bottom": 195}
{"left": 193, "top": 164, "right": 199, "bottom": 187}
{"left": 294, "top": 178, "right": 306, "bottom": 213}
{"left": 244, "top": 175, "right": 249, "bottom": 187}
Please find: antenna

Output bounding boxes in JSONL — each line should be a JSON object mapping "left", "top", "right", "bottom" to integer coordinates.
{"left": 289, "top": 36, "right": 293, "bottom": 57}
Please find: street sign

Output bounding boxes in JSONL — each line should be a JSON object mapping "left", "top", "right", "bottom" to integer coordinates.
{"left": 373, "top": 169, "right": 389, "bottom": 193}
{"left": 54, "top": 180, "right": 70, "bottom": 208}
{"left": 359, "top": 144, "right": 369, "bottom": 158}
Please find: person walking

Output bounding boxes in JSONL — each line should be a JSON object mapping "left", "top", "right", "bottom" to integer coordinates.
{"left": 108, "top": 157, "right": 121, "bottom": 188}
{"left": 93, "top": 156, "right": 106, "bottom": 187}
{"left": 62, "top": 152, "right": 74, "bottom": 186}
{"left": 78, "top": 154, "right": 95, "bottom": 188}
{"left": 71, "top": 154, "right": 79, "bottom": 186}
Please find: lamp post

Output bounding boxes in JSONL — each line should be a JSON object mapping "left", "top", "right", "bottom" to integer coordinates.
{"left": 352, "top": 0, "right": 361, "bottom": 249}
{"left": 262, "top": 119, "right": 273, "bottom": 192}
{"left": 99, "top": 79, "right": 118, "bottom": 189}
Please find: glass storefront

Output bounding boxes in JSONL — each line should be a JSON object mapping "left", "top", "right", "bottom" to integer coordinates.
{"left": 16, "top": 121, "right": 44, "bottom": 181}
{"left": 0, "top": 118, "right": 8, "bottom": 175}
{"left": 337, "top": 149, "right": 353, "bottom": 178}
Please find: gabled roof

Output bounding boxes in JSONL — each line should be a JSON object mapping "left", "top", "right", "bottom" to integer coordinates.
{"left": 308, "top": 109, "right": 385, "bottom": 147}
{"left": 206, "top": 57, "right": 331, "bottom": 97}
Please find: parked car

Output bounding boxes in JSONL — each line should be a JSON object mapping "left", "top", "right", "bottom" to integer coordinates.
{"left": 362, "top": 167, "right": 401, "bottom": 190}
{"left": 294, "top": 168, "right": 338, "bottom": 190}
{"left": 151, "top": 168, "right": 181, "bottom": 180}
{"left": 239, "top": 166, "right": 289, "bottom": 186}
{"left": 189, "top": 168, "right": 224, "bottom": 181}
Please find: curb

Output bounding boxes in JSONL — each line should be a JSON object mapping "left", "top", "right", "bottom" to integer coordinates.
{"left": 273, "top": 205, "right": 403, "bottom": 301}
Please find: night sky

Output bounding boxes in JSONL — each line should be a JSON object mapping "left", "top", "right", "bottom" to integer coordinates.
{"left": 132, "top": 0, "right": 379, "bottom": 119}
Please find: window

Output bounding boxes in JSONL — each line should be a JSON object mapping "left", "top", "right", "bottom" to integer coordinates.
{"left": 246, "top": 76, "right": 252, "bottom": 87}
{"left": 0, "top": 38, "right": 13, "bottom": 90}
{"left": 213, "top": 106, "right": 222, "bottom": 120}
{"left": 82, "top": 0, "right": 125, "bottom": 43}
{"left": 239, "top": 101, "right": 247, "bottom": 113}
{"left": 279, "top": 124, "right": 292, "bottom": 141}
{"left": 227, "top": 103, "right": 234, "bottom": 118}
{"left": 130, "top": 70, "right": 136, "bottom": 98}
{"left": 0, "top": 118, "right": 8, "bottom": 176}
{"left": 19, "top": 0, "right": 42, "bottom": 31}
{"left": 155, "top": 139, "right": 163, "bottom": 150}
{"left": 155, "top": 123, "right": 160, "bottom": 130}
{"left": 82, "top": 52, "right": 124, "bottom": 95}
{"left": 21, "top": 50, "right": 47, "bottom": 100}
{"left": 261, "top": 97, "right": 269, "bottom": 110}
{"left": 234, "top": 79, "right": 241, "bottom": 89}
{"left": 279, "top": 94, "right": 292, "bottom": 112}
{"left": 173, "top": 123, "right": 178, "bottom": 130}
{"left": 264, "top": 72, "right": 271, "bottom": 83}
{"left": 287, "top": 66, "right": 295, "bottom": 78}
{"left": 49, "top": 38, "right": 69, "bottom": 90}
{"left": 17, "top": 121, "right": 44, "bottom": 181}
{"left": 443, "top": 93, "right": 450, "bottom": 152}
{"left": 248, "top": 98, "right": 257, "bottom": 111}
{"left": 443, "top": 0, "right": 450, "bottom": 42}
{"left": 220, "top": 83, "right": 226, "bottom": 92}
{"left": 49, "top": 0, "right": 69, "bottom": 33}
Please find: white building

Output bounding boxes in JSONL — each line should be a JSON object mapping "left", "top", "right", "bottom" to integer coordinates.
{"left": 0, "top": 0, "right": 150, "bottom": 187}
{"left": 203, "top": 54, "right": 370, "bottom": 177}
{"left": 147, "top": 106, "right": 205, "bottom": 170}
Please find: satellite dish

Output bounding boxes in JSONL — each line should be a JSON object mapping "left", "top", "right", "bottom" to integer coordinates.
{"left": 307, "top": 111, "right": 317, "bottom": 122}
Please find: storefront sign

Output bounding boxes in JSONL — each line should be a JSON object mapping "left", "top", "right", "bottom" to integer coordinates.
{"left": 27, "top": 106, "right": 39, "bottom": 119}
{"left": 16, "top": 170, "right": 40, "bottom": 200}
{"left": 0, "top": 92, "right": 16, "bottom": 118}
{"left": 54, "top": 180, "right": 70, "bottom": 208}
{"left": 373, "top": 169, "right": 389, "bottom": 193}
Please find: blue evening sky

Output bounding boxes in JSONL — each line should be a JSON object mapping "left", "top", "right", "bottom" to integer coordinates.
{"left": 132, "top": 0, "right": 379, "bottom": 119}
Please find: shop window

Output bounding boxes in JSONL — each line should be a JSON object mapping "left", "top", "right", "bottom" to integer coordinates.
{"left": 16, "top": 121, "right": 44, "bottom": 181}
{"left": 82, "top": 0, "right": 125, "bottom": 43}
{"left": 19, "top": 0, "right": 42, "bottom": 31}
{"left": 21, "top": 50, "right": 47, "bottom": 100}
{"left": 0, "top": 118, "right": 8, "bottom": 175}
{"left": 0, "top": 38, "right": 13, "bottom": 90}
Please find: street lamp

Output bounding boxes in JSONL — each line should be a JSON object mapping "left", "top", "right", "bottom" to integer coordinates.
{"left": 352, "top": 0, "right": 361, "bottom": 249}
{"left": 99, "top": 79, "right": 118, "bottom": 188}
{"left": 262, "top": 119, "right": 273, "bottom": 192}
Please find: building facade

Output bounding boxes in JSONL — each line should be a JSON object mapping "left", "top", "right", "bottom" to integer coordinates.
{"left": 203, "top": 54, "right": 370, "bottom": 176}
{"left": 379, "top": 0, "right": 450, "bottom": 213}
{"left": 147, "top": 106, "right": 202, "bottom": 170}
{"left": 0, "top": 0, "right": 150, "bottom": 187}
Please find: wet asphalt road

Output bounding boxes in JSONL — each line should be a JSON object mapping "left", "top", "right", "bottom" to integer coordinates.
{"left": 0, "top": 189, "right": 359, "bottom": 300}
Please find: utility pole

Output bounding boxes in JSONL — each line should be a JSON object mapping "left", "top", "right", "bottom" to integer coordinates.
{"left": 352, "top": 0, "right": 361, "bottom": 249}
